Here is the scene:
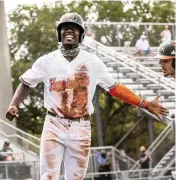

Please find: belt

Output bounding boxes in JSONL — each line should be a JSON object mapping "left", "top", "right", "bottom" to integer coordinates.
{"left": 47, "top": 111, "right": 90, "bottom": 121}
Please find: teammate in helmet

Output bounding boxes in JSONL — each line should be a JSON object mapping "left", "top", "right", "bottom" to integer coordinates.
{"left": 155, "top": 40, "right": 176, "bottom": 78}
{"left": 6, "top": 13, "right": 168, "bottom": 180}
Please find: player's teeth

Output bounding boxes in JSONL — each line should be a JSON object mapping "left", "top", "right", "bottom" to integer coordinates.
{"left": 66, "top": 35, "right": 73, "bottom": 38}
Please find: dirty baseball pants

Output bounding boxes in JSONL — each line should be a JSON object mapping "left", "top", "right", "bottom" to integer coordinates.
{"left": 40, "top": 114, "right": 91, "bottom": 180}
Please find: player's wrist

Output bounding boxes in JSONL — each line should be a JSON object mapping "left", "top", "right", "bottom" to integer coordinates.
{"left": 138, "top": 99, "right": 149, "bottom": 109}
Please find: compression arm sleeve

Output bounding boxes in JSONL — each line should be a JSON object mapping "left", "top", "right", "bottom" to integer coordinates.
{"left": 109, "top": 84, "right": 148, "bottom": 108}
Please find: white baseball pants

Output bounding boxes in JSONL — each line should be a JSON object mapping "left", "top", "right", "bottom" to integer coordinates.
{"left": 40, "top": 114, "right": 91, "bottom": 180}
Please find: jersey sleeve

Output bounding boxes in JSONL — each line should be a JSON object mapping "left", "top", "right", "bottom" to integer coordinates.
{"left": 96, "top": 58, "right": 116, "bottom": 91}
{"left": 19, "top": 57, "right": 45, "bottom": 88}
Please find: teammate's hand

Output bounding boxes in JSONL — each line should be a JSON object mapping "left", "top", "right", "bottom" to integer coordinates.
{"left": 146, "top": 95, "right": 169, "bottom": 121}
{"left": 6, "top": 105, "right": 19, "bottom": 121}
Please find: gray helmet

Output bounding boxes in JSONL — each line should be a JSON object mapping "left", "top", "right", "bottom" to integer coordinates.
{"left": 155, "top": 40, "right": 176, "bottom": 59}
{"left": 56, "top": 13, "right": 85, "bottom": 43}
{"left": 155, "top": 40, "right": 176, "bottom": 69}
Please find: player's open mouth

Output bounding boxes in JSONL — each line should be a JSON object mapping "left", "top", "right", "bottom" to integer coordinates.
{"left": 65, "top": 34, "right": 74, "bottom": 40}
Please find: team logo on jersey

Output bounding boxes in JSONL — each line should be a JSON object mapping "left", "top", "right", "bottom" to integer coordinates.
{"left": 49, "top": 65, "right": 89, "bottom": 117}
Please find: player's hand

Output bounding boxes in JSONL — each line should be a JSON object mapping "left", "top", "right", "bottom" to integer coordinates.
{"left": 6, "top": 105, "right": 19, "bottom": 121}
{"left": 146, "top": 95, "right": 169, "bottom": 121}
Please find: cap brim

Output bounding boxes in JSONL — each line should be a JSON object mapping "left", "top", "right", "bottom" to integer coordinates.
{"left": 57, "top": 22, "right": 84, "bottom": 33}
{"left": 154, "top": 55, "right": 174, "bottom": 59}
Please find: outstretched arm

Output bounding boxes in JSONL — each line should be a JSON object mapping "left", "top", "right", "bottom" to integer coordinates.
{"left": 109, "top": 84, "right": 168, "bottom": 120}
{"left": 6, "top": 83, "right": 31, "bottom": 121}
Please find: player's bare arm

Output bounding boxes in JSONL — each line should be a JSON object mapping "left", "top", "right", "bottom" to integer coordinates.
{"left": 6, "top": 83, "right": 31, "bottom": 121}
{"left": 109, "top": 83, "right": 168, "bottom": 121}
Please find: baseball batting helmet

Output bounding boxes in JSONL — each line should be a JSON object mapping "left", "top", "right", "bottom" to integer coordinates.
{"left": 155, "top": 40, "right": 176, "bottom": 69}
{"left": 56, "top": 13, "right": 85, "bottom": 43}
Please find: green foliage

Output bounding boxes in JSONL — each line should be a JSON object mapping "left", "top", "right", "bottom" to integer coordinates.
{"left": 89, "top": 1, "right": 175, "bottom": 46}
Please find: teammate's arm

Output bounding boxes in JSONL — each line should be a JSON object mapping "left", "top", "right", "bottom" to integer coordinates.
{"left": 96, "top": 56, "right": 168, "bottom": 120}
{"left": 109, "top": 84, "right": 168, "bottom": 120}
{"left": 6, "top": 83, "right": 31, "bottom": 121}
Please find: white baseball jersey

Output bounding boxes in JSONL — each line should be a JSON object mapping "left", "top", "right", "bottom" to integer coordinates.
{"left": 20, "top": 49, "right": 115, "bottom": 118}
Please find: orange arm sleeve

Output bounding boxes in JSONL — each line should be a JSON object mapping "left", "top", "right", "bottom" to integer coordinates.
{"left": 109, "top": 84, "right": 148, "bottom": 108}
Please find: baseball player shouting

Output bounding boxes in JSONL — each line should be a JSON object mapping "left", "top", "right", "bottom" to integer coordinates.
{"left": 6, "top": 13, "right": 168, "bottom": 180}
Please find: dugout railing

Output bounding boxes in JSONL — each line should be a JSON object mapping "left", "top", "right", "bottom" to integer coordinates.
{"left": 0, "top": 159, "right": 175, "bottom": 180}
{"left": 130, "top": 122, "right": 174, "bottom": 170}
{"left": 152, "top": 145, "right": 175, "bottom": 178}
{"left": 0, "top": 151, "right": 25, "bottom": 161}
{"left": 0, "top": 146, "right": 136, "bottom": 180}
{"left": 0, "top": 120, "right": 138, "bottom": 177}
{"left": 114, "top": 116, "right": 175, "bottom": 172}
{"left": 0, "top": 119, "right": 40, "bottom": 160}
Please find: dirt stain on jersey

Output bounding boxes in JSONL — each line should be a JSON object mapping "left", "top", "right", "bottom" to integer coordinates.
{"left": 49, "top": 65, "right": 89, "bottom": 118}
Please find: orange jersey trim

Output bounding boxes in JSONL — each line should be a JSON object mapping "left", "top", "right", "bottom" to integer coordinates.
{"left": 109, "top": 84, "right": 148, "bottom": 108}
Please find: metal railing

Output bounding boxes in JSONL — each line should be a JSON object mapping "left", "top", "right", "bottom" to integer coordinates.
{"left": 88, "top": 146, "right": 137, "bottom": 174}
{"left": 0, "top": 119, "right": 40, "bottom": 157}
{"left": 0, "top": 121, "right": 139, "bottom": 177}
{"left": 153, "top": 145, "right": 175, "bottom": 174}
{"left": 0, "top": 159, "right": 174, "bottom": 180}
{"left": 0, "top": 160, "right": 39, "bottom": 180}
{"left": 82, "top": 36, "right": 175, "bottom": 92}
{"left": 130, "top": 122, "right": 174, "bottom": 170}
{"left": 0, "top": 146, "right": 136, "bottom": 180}
{"left": 0, "top": 151, "right": 25, "bottom": 161}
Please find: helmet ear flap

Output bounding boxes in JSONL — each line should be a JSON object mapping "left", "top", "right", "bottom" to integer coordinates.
{"left": 56, "top": 25, "right": 61, "bottom": 42}
{"left": 172, "top": 59, "right": 175, "bottom": 69}
{"left": 80, "top": 33, "right": 85, "bottom": 43}
{"left": 56, "top": 29, "right": 59, "bottom": 42}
